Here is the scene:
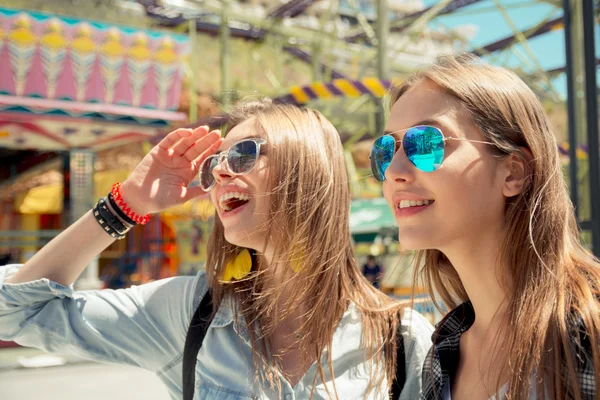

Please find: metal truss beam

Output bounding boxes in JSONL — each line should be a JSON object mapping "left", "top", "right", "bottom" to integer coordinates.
{"left": 401, "top": 0, "right": 484, "bottom": 21}
{"left": 582, "top": 0, "right": 600, "bottom": 255}
{"left": 402, "top": 0, "right": 454, "bottom": 35}
{"left": 143, "top": 4, "right": 347, "bottom": 79}
{"left": 268, "top": 0, "right": 318, "bottom": 19}
{"left": 143, "top": 1, "right": 417, "bottom": 79}
{"left": 345, "top": 0, "right": 376, "bottom": 44}
{"left": 144, "top": 2, "right": 389, "bottom": 65}
{"left": 472, "top": 16, "right": 563, "bottom": 56}
{"left": 546, "top": 58, "right": 600, "bottom": 75}
{"left": 144, "top": 1, "right": 334, "bottom": 43}
{"left": 346, "top": 0, "right": 483, "bottom": 42}
{"left": 490, "top": 0, "right": 561, "bottom": 100}
{"left": 282, "top": 47, "right": 346, "bottom": 79}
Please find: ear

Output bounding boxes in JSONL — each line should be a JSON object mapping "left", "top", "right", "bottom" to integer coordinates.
{"left": 502, "top": 147, "right": 533, "bottom": 198}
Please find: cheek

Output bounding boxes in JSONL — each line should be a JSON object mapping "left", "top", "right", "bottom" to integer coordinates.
{"left": 256, "top": 165, "right": 272, "bottom": 193}
{"left": 254, "top": 162, "right": 271, "bottom": 191}
{"left": 435, "top": 166, "right": 504, "bottom": 224}
{"left": 209, "top": 192, "right": 218, "bottom": 207}
{"left": 249, "top": 174, "right": 272, "bottom": 217}
{"left": 382, "top": 181, "right": 395, "bottom": 209}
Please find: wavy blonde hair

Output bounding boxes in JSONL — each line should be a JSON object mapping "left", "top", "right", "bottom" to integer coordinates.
{"left": 390, "top": 54, "right": 600, "bottom": 399}
{"left": 205, "top": 99, "right": 403, "bottom": 398}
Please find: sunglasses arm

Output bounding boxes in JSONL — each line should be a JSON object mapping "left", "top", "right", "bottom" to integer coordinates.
{"left": 444, "top": 137, "right": 494, "bottom": 146}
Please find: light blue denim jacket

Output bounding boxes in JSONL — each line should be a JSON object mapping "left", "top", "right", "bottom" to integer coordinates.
{"left": 0, "top": 264, "right": 433, "bottom": 399}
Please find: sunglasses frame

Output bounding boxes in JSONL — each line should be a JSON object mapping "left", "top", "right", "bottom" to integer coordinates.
{"left": 199, "top": 137, "right": 267, "bottom": 191}
{"left": 370, "top": 125, "right": 494, "bottom": 181}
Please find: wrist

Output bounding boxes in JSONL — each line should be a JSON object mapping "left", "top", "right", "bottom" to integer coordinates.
{"left": 113, "top": 182, "right": 152, "bottom": 223}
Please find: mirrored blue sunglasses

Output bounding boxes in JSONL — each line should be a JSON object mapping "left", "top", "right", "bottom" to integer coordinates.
{"left": 369, "top": 125, "right": 493, "bottom": 181}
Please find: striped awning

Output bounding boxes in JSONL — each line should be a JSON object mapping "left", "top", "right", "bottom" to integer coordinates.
{"left": 276, "top": 78, "right": 396, "bottom": 106}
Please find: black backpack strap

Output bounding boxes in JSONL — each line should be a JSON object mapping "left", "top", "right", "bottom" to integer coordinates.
{"left": 182, "top": 291, "right": 213, "bottom": 400}
{"left": 390, "top": 323, "right": 406, "bottom": 399}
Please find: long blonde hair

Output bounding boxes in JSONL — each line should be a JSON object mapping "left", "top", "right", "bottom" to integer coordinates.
{"left": 205, "top": 99, "right": 402, "bottom": 398}
{"left": 390, "top": 54, "right": 600, "bottom": 399}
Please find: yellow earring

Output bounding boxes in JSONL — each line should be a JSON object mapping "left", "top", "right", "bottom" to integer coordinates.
{"left": 222, "top": 249, "right": 253, "bottom": 281}
{"left": 290, "top": 246, "right": 303, "bottom": 272}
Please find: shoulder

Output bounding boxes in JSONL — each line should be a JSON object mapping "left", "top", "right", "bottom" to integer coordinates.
{"left": 119, "top": 270, "right": 208, "bottom": 339}
{"left": 568, "top": 313, "right": 597, "bottom": 366}
{"left": 189, "top": 270, "right": 209, "bottom": 314}
{"left": 431, "top": 301, "right": 474, "bottom": 344}
{"left": 397, "top": 308, "right": 434, "bottom": 400}
{"left": 134, "top": 271, "right": 209, "bottom": 350}
{"left": 400, "top": 307, "right": 434, "bottom": 341}
{"left": 399, "top": 308, "right": 434, "bottom": 361}
{"left": 560, "top": 313, "right": 598, "bottom": 397}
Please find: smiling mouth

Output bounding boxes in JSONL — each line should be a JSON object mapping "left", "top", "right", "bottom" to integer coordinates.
{"left": 396, "top": 199, "right": 435, "bottom": 209}
{"left": 219, "top": 192, "right": 251, "bottom": 212}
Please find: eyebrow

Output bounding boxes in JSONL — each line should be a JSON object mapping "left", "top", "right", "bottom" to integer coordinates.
{"left": 384, "top": 118, "right": 445, "bottom": 135}
{"left": 215, "top": 137, "right": 265, "bottom": 153}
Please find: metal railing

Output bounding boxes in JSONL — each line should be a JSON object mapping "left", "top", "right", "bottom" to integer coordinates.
{"left": 0, "top": 230, "right": 62, "bottom": 248}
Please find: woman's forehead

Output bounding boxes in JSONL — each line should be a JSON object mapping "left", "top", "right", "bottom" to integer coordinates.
{"left": 386, "top": 81, "right": 467, "bottom": 133}
{"left": 219, "top": 118, "right": 264, "bottom": 150}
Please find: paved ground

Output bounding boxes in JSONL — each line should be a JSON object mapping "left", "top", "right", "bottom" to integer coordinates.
{"left": 0, "top": 348, "right": 170, "bottom": 400}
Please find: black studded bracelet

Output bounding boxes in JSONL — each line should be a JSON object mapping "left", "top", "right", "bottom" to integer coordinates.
{"left": 93, "top": 198, "right": 131, "bottom": 240}
{"left": 107, "top": 192, "right": 137, "bottom": 226}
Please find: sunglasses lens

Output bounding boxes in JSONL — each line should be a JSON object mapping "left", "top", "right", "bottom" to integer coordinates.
{"left": 228, "top": 140, "right": 260, "bottom": 174}
{"left": 403, "top": 126, "right": 445, "bottom": 172}
{"left": 199, "top": 155, "right": 219, "bottom": 190}
{"left": 370, "top": 135, "right": 396, "bottom": 182}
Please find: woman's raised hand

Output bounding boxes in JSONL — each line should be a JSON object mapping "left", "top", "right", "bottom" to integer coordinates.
{"left": 119, "top": 126, "right": 223, "bottom": 215}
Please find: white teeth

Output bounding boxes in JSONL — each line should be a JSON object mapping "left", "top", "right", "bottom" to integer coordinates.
{"left": 398, "top": 199, "right": 433, "bottom": 209}
{"left": 218, "top": 192, "right": 251, "bottom": 212}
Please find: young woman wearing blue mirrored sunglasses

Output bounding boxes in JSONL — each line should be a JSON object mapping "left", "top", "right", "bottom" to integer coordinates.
{"left": 376, "top": 53, "right": 600, "bottom": 400}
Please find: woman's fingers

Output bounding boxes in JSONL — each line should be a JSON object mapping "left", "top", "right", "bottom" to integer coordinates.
{"left": 157, "top": 128, "right": 193, "bottom": 151}
{"left": 184, "top": 130, "right": 222, "bottom": 162}
{"left": 157, "top": 126, "right": 211, "bottom": 155}
{"left": 171, "top": 126, "right": 210, "bottom": 156}
{"left": 172, "top": 135, "right": 198, "bottom": 157}
{"left": 191, "top": 136, "right": 223, "bottom": 169}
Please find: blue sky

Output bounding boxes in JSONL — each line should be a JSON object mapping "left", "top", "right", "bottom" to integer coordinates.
{"left": 421, "top": 0, "right": 599, "bottom": 99}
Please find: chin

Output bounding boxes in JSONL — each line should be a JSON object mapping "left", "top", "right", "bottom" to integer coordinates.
{"left": 398, "top": 242, "right": 424, "bottom": 252}
{"left": 223, "top": 232, "right": 246, "bottom": 248}
{"left": 223, "top": 230, "right": 260, "bottom": 250}
{"left": 397, "top": 229, "right": 437, "bottom": 251}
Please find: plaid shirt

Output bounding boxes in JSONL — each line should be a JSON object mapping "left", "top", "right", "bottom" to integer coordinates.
{"left": 420, "top": 301, "right": 597, "bottom": 400}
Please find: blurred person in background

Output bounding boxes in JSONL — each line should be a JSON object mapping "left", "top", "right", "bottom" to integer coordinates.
{"left": 361, "top": 254, "right": 385, "bottom": 289}
{"left": 99, "top": 264, "right": 126, "bottom": 289}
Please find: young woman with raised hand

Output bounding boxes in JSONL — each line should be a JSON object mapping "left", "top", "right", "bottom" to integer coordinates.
{"left": 370, "top": 54, "right": 600, "bottom": 399}
{"left": 0, "top": 100, "right": 432, "bottom": 399}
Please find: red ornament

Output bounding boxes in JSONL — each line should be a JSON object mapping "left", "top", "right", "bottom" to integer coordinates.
{"left": 111, "top": 182, "right": 151, "bottom": 225}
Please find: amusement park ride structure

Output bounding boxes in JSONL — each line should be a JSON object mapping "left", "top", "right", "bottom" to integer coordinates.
{"left": 141, "top": 0, "right": 599, "bottom": 254}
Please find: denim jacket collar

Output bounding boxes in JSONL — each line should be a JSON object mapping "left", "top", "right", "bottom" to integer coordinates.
{"left": 210, "top": 295, "right": 252, "bottom": 344}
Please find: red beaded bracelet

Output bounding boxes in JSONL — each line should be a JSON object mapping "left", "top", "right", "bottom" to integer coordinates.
{"left": 111, "top": 182, "right": 151, "bottom": 225}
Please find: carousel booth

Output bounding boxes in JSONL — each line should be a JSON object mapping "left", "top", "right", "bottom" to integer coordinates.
{"left": 0, "top": 7, "right": 206, "bottom": 290}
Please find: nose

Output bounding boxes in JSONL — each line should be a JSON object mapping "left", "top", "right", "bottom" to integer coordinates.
{"left": 211, "top": 155, "right": 233, "bottom": 184}
{"left": 384, "top": 148, "right": 415, "bottom": 183}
